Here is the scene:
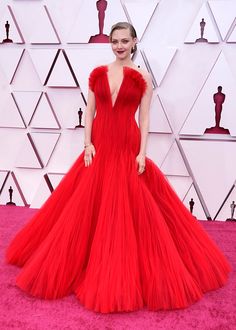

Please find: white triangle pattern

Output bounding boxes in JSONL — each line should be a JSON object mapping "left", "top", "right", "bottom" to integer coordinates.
{"left": 11, "top": 50, "right": 43, "bottom": 90}
{"left": 30, "top": 93, "right": 60, "bottom": 129}
{"left": 0, "top": 6, "right": 24, "bottom": 43}
{"left": 66, "top": 48, "right": 114, "bottom": 95}
{"left": 0, "top": 172, "right": 26, "bottom": 206}
{"left": 48, "top": 173, "right": 65, "bottom": 190}
{"left": 29, "top": 5, "right": 60, "bottom": 44}
{"left": 47, "top": 89, "right": 86, "bottom": 129}
{"left": 13, "top": 169, "right": 44, "bottom": 205}
{"left": 30, "top": 177, "right": 51, "bottom": 208}
{"left": 142, "top": 47, "right": 177, "bottom": 86}
{"left": 0, "top": 171, "right": 9, "bottom": 192}
{"left": 29, "top": 49, "right": 58, "bottom": 84}
{"left": 30, "top": 132, "right": 60, "bottom": 167}
{"left": 208, "top": 0, "right": 236, "bottom": 40}
{"left": 166, "top": 176, "right": 192, "bottom": 201}
{"left": 185, "top": 3, "right": 219, "bottom": 43}
{"left": 161, "top": 141, "right": 189, "bottom": 176}
{"left": 215, "top": 186, "right": 236, "bottom": 221}
{"left": 0, "top": 0, "right": 235, "bottom": 217}
{"left": 46, "top": 50, "right": 77, "bottom": 87}
{"left": 147, "top": 134, "right": 174, "bottom": 167}
{"left": 0, "top": 94, "right": 25, "bottom": 128}
{"left": 181, "top": 52, "right": 236, "bottom": 136}
{"left": 122, "top": 0, "right": 159, "bottom": 40}
{"left": 15, "top": 134, "right": 42, "bottom": 169}
{"left": 149, "top": 94, "right": 172, "bottom": 133}
{"left": 67, "top": 0, "right": 127, "bottom": 43}
{"left": 13, "top": 91, "right": 42, "bottom": 126}
{"left": 227, "top": 24, "right": 236, "bottom": 43}
{"left": 183, "top": 184, "right": 207, "bottom": 220}
{"left": 0, "top": 49, "right": 24, "bottom": 83}
{"left": 181, "top": 139, "right": 236, "bottom": 219}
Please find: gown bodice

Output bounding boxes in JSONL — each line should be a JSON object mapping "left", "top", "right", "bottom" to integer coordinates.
{"left": 89, "top": 65, "right": 147, "bottom": 154}
{"left": 89, "top": 65, "right": 147, "bottom": 112}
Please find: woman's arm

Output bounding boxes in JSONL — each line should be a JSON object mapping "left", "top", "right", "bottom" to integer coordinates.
{"left": 84, "top": 89, "right": 96, "bottom": 167}
{"left": 136, "top": 72, "right": 153, "bottom": 174}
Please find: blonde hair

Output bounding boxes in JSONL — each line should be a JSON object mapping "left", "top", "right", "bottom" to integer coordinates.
{"left": 109, "top": 22, "right": 137, "bottom": 54}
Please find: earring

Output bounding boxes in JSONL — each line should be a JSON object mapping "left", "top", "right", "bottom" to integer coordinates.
{"left": 131, "top": 45, "right": 136, "bottom": 53}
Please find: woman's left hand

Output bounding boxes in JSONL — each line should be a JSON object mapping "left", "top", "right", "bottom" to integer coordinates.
{"left": 136, "top": 153, "right": 146, "bottom": 175}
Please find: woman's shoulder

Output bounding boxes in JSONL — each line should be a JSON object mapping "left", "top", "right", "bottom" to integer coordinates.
{"left": 126, "top": 65, "right": 151, "bottom": 92}
{"left": 89, "top": 65, "right": 107, "bottom": 76}
{"left": 89, "top": 65, "right": 107, "bottom": 91}
{"left": 125, "top": 65, "right": 151, "bottom": 87}
{"left": 133, "top": 66, "right": 152, "bottom": 84}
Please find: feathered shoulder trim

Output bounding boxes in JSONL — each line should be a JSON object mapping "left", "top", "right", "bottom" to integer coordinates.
{"left": 124, "top": 66, "right": 147, "bottom": 96}
{"left": 89, "top": 66, "right": 106, "bottom": 91}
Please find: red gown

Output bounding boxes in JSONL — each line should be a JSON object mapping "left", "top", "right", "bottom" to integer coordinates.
{"left": 6, "top": 65, "right": 231, "bottom": 313}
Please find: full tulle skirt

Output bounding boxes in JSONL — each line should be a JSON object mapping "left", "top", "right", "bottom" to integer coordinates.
{"left": 6, "top": 148, "right": 231, "bottom": 313}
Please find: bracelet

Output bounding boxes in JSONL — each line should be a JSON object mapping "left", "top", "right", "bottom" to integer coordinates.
{"left": 84, "top": 143, "right": 92, "bottom": 149}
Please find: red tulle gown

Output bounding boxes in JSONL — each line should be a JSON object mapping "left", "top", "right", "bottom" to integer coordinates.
{"left": 6, "top": 65, "right": 231, "bottom": 313}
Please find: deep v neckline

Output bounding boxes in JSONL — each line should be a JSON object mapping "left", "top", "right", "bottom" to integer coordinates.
{"left": 105, "top": 65, "right": 126, "bottom": 109}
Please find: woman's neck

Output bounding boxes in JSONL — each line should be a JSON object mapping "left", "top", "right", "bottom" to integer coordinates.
{"left": 114, "top": 58, "right": 133, "bottom": 67}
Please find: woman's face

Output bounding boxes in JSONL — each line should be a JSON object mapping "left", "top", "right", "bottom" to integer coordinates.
{"left": 110, "top": 28, "right": 136, "bottom": 60}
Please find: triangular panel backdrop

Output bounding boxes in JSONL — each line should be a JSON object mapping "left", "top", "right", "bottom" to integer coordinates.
{"left": 0, "top": 0, "right": 236, "bottom": 221}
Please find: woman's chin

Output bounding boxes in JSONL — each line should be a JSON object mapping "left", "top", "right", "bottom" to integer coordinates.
{"left": 115, "top": 52, "right": 129, "bottom": 60}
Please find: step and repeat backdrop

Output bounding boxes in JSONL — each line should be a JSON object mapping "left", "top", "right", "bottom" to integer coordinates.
{"left": 0, "top": 0, "right": 236, "bottom": 221}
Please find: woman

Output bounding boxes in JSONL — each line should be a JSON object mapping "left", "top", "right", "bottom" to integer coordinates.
{"left": 6, "top": 22, "right": 231, "bottom": 313}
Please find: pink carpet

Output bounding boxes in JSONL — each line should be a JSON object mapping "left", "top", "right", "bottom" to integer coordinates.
{"left": 0, "top": 205, "right": 235, "bottom": 330}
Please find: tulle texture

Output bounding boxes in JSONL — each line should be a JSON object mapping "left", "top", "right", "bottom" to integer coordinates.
{"left": 6, "top": 66, "right": 231, "bottom": 313}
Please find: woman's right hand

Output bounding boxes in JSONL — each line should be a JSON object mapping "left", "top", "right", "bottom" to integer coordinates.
{"left": 84, "top": 144, "right": 96, "bottom": 167}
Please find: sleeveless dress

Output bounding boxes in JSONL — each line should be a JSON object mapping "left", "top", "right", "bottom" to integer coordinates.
{"left": 6, "top": 65, "right": 231, "bottom": 313}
